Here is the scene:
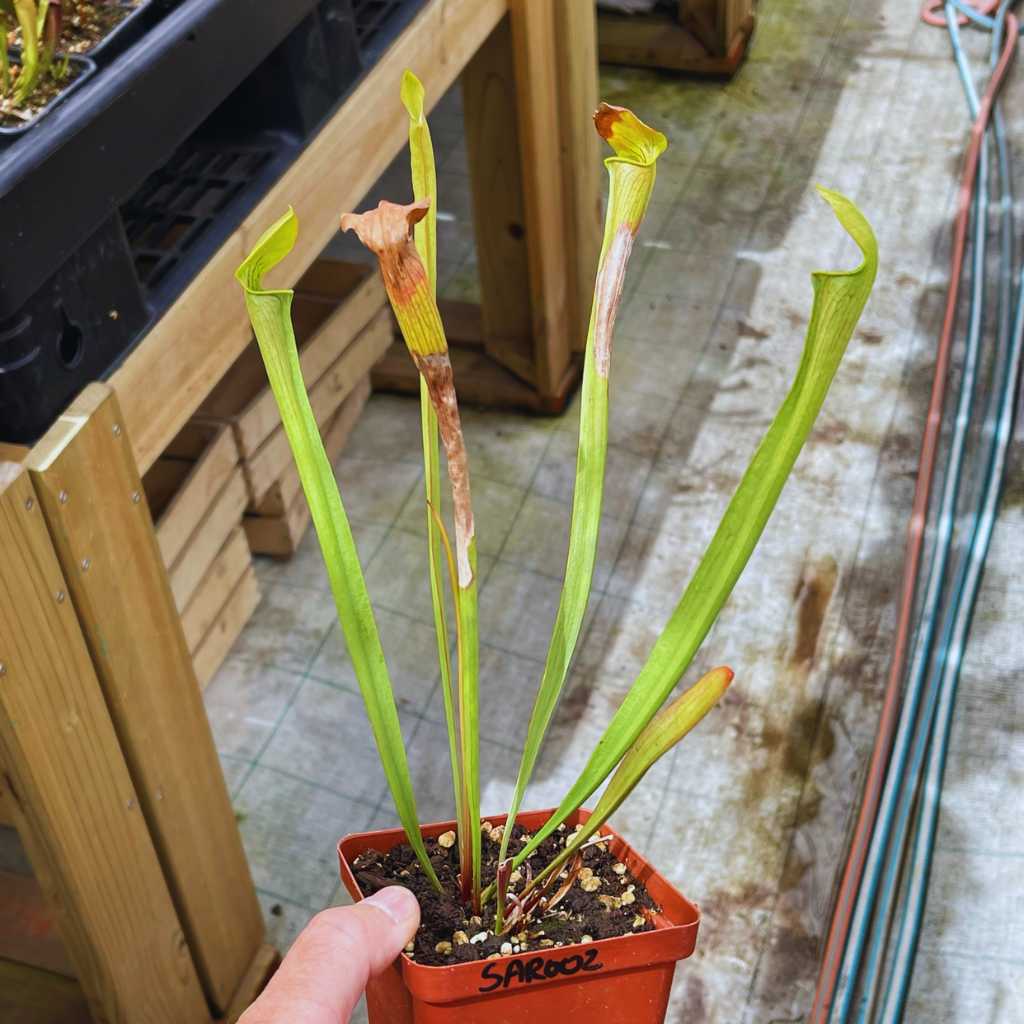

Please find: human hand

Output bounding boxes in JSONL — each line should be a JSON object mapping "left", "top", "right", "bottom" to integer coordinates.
{"left": 239, "top": 886, "right": 420, "bottom": 1023}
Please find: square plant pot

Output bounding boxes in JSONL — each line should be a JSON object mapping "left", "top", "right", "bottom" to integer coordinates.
{"left": 0, "top": 53, "right": 96, "bottom": 143}
{"left": 338, "top": 808, "right": 700, "bottom": 1024}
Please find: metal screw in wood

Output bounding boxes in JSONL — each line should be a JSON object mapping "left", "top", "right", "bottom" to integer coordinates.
{"left": 58, "top": 490, "right": 69, "bottom": 504}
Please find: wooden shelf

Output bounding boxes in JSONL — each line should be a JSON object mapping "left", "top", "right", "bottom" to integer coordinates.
{"left": 598, "top": 1, "right": 755, "bottom": 76}
{"left": 0, "top": 960, "right": 91, "bottom": 1024}
{"left": 0, "top": 871, "right": 75, "bottom": 978}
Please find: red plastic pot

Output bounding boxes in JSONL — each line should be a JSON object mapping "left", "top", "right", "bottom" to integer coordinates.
{"left": 338, "top": 808, "right": 700, "bottom": 1023}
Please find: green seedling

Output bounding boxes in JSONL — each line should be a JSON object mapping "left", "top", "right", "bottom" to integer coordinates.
{"left": 2, "top": 0, "right": 68, "bottom": 109}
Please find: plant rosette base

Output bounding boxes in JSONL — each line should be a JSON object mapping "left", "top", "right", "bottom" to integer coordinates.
{"left": 338, "top": 808, "right": 700, "bottom": 1024}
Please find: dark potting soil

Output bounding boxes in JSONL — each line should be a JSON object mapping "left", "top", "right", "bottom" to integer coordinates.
{"left": 353, "top": 822, "right": 660, "bottom": 967}
{"left": 61, "top": 2, "right": 136, "bottom": 55}
{"left": 0, "top": 61, "right": 85, "bottom": 128}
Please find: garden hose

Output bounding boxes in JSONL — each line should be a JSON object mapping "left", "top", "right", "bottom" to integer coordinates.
{"left": 849, "top": 10, "right": 1018, "bottom": 1020}
{"left": 810, "top": 2, "right": 1022, "bottom": 1020}
{"left": 873, "top": 9, "right": 1022, "bottom": 1018}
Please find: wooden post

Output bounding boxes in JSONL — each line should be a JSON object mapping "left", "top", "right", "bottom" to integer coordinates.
{"left": 553, "top": 0, "right": 602, "bottom": 355}
{"left": 24, "top": 384, "right": 265, "bottom": 1015}
{"left": 505, "top": 0, "right": 574, "bottom": 392}
{"left": 462, "top": 15, "right": 538, "bottom": 387}
{"left": 0, "top": 461, "right": 211, "bottom": 1023}
{"left": 461, "top": 0, "right": 599, "bottom": 396}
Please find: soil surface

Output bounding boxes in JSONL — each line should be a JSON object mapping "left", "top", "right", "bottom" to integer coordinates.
{"left": 352, "top": 822, "right": 660, "bottom": 967}
{"left": 61, "top": 2, "right": 136, "bottom": 55}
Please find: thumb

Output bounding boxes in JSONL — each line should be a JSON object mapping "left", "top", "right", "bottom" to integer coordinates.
{"left": 240, "top": 886, "right": 420, "bottom": 1024}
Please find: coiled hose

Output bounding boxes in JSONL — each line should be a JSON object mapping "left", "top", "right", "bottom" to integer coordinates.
{"left": 810, "top": 3, "right": 1023, "bottom": 1020}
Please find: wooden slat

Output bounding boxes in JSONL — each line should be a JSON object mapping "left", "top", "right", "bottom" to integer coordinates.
{"left": 722, "top": 0, "right": 755, "bottom": 49}
{"left": 0, "top": 783, "right": 15, "bottom": 828}
{"left": 373, "top": 338, "right": 582, "bottom": 414}
{"left": 192, "top": 568, "right": 262, "bottom": 691}
{"left": 0, "top": 443, "right": 27, "bottom": 462}
{"left": 0, "top": 959, "right": 91, "bottom": 1024}
{"left": 180, "top": 526, "right": 252, "bottom": 653}
{"left": 243, "top": 368, "right": 368, "bottom": 554}
{"left": 151, "top": 425, "right": 240, "bottom": 567}
{"left": 243, "top": 309, "right": 391, "bottom": 504}
{"left": 598, "top": 7, "right": 751, "bottom": 74}
{"left": 250, "top": 374, "right": 371, "bottom": 523}
{"left": 553, "top": 0, "right": 602, "bottom": 354}
{"left": 167, "top": 467, "right": 249, "bottom": 613}
{"left": 112, "top": 0, "right": 507, "bottom": 474}
{"left": 200, "top": 267, "right": 384, "bottom": 458}
{"left": 678, "top": 0, "right": 754, "bottom": 56}
{"left": 249, "top": 479, "right": 290, "bottom": 521}
{"left": 0, "top": 460, "right": 212, "bottom": 1022}
{"left": 0, "top": 870, "right": 75, "bottom": 977}
{"left": 292, "top": 257, "right": 369, "bottom": 297}
{"left": 23, "top": 388, "right": 263, "bottom": 1014}
{"left": 679, "top": 0, "right": 721, "bottom": 55}
{"left": 243, "top": 505, "right": 307, "bottom": 559}
{"left": 143, "top": 457, "right": 192, "bottom": 520}
{"left": 223, "top": 943, "right": 281, "bottom": 1024}
{"left": 162, "top": 420, "right": 223, "bottom": 460}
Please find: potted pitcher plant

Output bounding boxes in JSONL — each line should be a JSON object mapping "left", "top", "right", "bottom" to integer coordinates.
{"left": 235, "top": 71, "right": 877, "bottom": 1024}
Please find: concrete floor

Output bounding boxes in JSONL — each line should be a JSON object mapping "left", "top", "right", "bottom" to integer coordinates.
{"left": 205, "top": 1, "right": 1024, "bottom": 1020}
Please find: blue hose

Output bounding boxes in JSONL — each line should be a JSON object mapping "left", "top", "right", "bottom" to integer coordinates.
{"left": 947, "top": 0, "right": 1024, "bottom": 31}
{"left": 826, "top": 2, "right": 1021, "bottom": 1019}
{"left": 877, "top": 6, "right": 1022, "bottom": 1016}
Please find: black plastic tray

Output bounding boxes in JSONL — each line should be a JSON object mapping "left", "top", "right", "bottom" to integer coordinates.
{"left": 0, "top": 0, "right": 424, "bottom": 443}
{"left": 0, "top": 0, "right": 321, "bottom": 317}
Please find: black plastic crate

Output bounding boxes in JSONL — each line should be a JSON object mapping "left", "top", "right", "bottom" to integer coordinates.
{"left": 121, "top": 131, "right": 299, "bottom": 309}
{"left": 0, "top": 0, "right": 425, "bottom": 443}
{"left": 0, "top": 216, "right": 147, "bottom": 443}
{"left": 0, "top": 0, "right": 320, "bottom": 317}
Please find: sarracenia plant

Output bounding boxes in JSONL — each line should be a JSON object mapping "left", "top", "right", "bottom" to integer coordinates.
{"left": 398, "top": 71, "right": 471, "bottom": 905}
{"left": 237, "top": 75, "right": 877, "bottom": 931}
{"left": 492, "top": 104, "right": 665, "bottom": 927}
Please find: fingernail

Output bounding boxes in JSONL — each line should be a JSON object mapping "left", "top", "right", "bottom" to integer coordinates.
{"left": 365, "top": 886, "right": 417, "bottom": 927}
